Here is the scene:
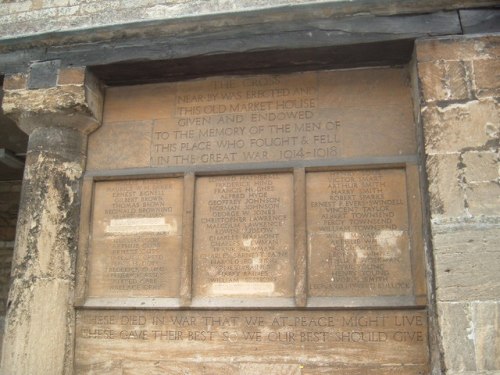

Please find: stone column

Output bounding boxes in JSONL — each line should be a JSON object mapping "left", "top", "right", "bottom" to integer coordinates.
{"left": 0, "top": 64, "right": 103, "bottom": 374}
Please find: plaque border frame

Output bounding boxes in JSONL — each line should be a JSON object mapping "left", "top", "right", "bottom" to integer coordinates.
{"left": 76, "top": 162, "right": 426, "bottom": 309}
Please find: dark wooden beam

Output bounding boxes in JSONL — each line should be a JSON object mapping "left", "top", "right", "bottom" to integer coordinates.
{"left": 0, "top": 11, "right": 461, "bottom": 75}
{"left": 90, "top": 39, "right": 415, "bottom": 86}
{"left": 460, "top": 8, "right": 500, "bottom": 34}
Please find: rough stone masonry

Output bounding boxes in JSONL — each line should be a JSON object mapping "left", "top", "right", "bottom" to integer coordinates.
{"left": 416, "top": 35, "right": 500, "bottom": 373}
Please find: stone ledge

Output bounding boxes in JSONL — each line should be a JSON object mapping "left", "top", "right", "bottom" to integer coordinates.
{"left": 2, "top": 69, "right": 103, "bottom": 135}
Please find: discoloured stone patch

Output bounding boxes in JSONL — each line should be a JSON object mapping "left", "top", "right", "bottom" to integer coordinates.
{"left": 423, "top": 99, "right": 499, "bottom": 155}
{"left": 426, "top": 154, "right": 463, "bottom": 219}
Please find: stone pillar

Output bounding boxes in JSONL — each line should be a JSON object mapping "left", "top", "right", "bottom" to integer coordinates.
{"left": 415, "top": 36, "right": 499, "bottom": 373}
{"left": 0, "top": 64, "right": 103, "bottom": 374}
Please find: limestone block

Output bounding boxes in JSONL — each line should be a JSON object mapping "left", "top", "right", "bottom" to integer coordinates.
{"left": 1, "top": 278, "right": 71, "bottom": 375}
{"left": 432, "top": 227, "right": 500, "bottom": 302}
{"left": 2, "top": 74, "right": 27, "bottom": 91}
{"left": 422, "top": 99, "right": 499, "bottom": 154}
{"left": 3, "top": 85, "right": 91, "bottom": 125}
{"left": 466, "top": 182, "right": 500, "bottom": 217}
{"left": 472, "top": 302, "right": 500, "bottom": 371}
{"left": 2, "top": 69, "right": 104, "bottom": 136}
{"left": 437, "top": 301, "right": 500, "bottom": 373}
{"left": 463, "top": 151, "right": 499, "bottom": 183}
{"left": 57, "top": 67, "right": 85, "bottom": 86}
{"left": 418, "top": 60, "right": 471, "bottom": 102}
{"left": 438, "top": 302, "right": 477, "bottom": 372}
{"left": 473, "top": 59, "right": 500, "bottom": 98}
{"left": 426, "top": 154, "right": 464, "bottom": 219}
{"left": 416, "top": 36, "right": 500, "bottom": 63}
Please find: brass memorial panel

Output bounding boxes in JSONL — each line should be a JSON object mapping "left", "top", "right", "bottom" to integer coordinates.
{"left": 307, "top": 169, "right": 413, "bottom": 299}
{"left": 75, "top": 309, "right": 429, "bottom": 374}
{"left": 193, "top": 173, "right": 294, "bottom": 302}
{"left": 87, "top": 178, "right": 183, "bottom": 299}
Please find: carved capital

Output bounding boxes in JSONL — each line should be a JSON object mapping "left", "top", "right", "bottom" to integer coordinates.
{"left": 2, "top": 67, "right": 104, "bottom": 135}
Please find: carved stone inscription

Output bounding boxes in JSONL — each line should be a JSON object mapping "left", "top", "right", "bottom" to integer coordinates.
{"left": 75, "top": 309, "right": 429, "bottom": 373}
{"left": 151, "top": 74, "right": 341, "bottom": 166}
{"left": 87, "top": 68, "right": 416, "bottom": 171}
{"left": 193, "top": 174, "right": 294, "bottom": 298}
{"left": 307, "top": 169, "right": 413, "bottom": 297}
{"left": 88, "top": 178, "right": 183, "bottom": 298}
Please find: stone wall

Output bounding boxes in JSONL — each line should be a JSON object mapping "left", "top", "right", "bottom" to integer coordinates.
{"left": 416, "top": 35, "right": 500, "bottom": 374}
{"left": 0, "top": 180, "right": 21, "bottom": 357}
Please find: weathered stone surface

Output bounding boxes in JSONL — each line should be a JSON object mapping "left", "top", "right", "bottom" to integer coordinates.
{"left": 466, "top": 182, "right": 500, "bottom": 217}
{"left": 473, "top": 59, "right": 500, "bottom": 98}
{"left": 438, "top": 301, "right": 500, "bottom": 372}
{"left": 0, "top": 128, "right": 86, "bottom": 374}
{"left": 2, "top": 86, "right": 97, "bottom": 132}
{"left": 417, "top": 35, "right": 500, "bottom": 375}
{"left": 1, "top": 278, "right": 72, "bottom": 375}
{"left": 426, "top": 154, "right": 464, "bottom": 219}
{"left": 75, "top": 309, "right": 429, "bottom": 373}
{"left": 432, "top": 227, "right": 500, "bottom": 302}
{"left": 2, "top": 69, "right": 103, "bottom": 136}
{"left": 438, "top": 302, "right": 477, "bottom": 372}
{"left": 422, "top": 99, "right": 499, "bottom": 155}
{"left": 418, "top": 60, "right": 472, "bottom": 103}
{"left": 472, "top": 302, "right": 500, "bottom": 371}
{"left": 9, "top": 130, "right": 84, "bottom": 281}
{"left": 0, "top": 70, "right": 103, "bottom": 374}
{"left": 2, "top": 74, "right": 27, "bottom": 91}
{"left": 416, "top": 36, "right": 500, "bottom": 63}
{"left": 57, "top": 67, "right": 85, "bottom": 86}
{"left": 463, "top": 151, "right": 499, "bottom": 183}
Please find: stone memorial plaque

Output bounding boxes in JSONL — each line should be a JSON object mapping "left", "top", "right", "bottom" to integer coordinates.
{"left": 307, "top": 169, "right": 413, "bottom": 298}
{"left": 87, "top": 68, "right": 415, "bottom": 170}
{"left": 78, "top": 67, "right": 429, "bottom": 372}
{"left": 87, "top": 178, "right": 183, "bottom": 299}
{"left": 193, "top": 173, "right": 294, "bottom": 300}
{"left": 75, "top": 309, "right": 429, "bottom": 374}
